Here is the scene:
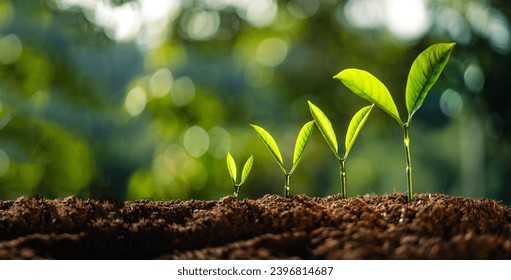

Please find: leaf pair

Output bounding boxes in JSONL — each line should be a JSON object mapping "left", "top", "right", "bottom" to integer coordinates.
{"left": 308, "top": 101, "right": 373, "bottom": 161}
{"left": 251, "top": 121, "right": 315, "bottom": 176}
{"left": 334, "top": 42, "right": 455, "bottom": 126}
{"left": 226, "top": 153, "right": 253, "bottom": 197}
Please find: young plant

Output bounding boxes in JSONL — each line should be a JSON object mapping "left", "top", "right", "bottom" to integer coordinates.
{"left": 250, "top": 121, "right": 314, "bottom": 198}
{"left": 226, "top": 152, "right": 254, "bottom": 198}
{"left": 308, "top": 101, "right": 373, "bottom": 199}
{"left": 334, "top": 42, "right": 455, "bottom": 202}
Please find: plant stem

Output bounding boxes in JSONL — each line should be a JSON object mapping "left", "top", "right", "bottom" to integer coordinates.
{"left": 233, "top": 184, "right": 240, "bottom": 198}
{"left": 284, "top": 173, "right": 291, "bottom": 198}
{"left": 340, "top": 158, "right": 347, "bottom": 199}
{"left": 403, "top": 124, "right": 414, "bottom": 202}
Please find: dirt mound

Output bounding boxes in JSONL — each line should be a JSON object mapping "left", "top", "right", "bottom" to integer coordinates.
{"left": 0, "top": 193, "right": 510, "bottom": 259}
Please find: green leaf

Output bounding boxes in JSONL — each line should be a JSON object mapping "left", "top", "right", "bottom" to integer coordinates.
{"left": 308, "top": 101, "right": 340, "bottom": 161}
{"left": 334, "top": 69, "right": 403, "bottom": 126}
{"left": 240, "top": 155, "right": 254, "bottom": 185}
{"left": 226, "top": 152, "right": 237, "bottom": 183}
{"left": 406, "top": 42, "right": 456, "bottom": 120}
{"left": 290, "top": 121, "right": 314, "bottom": 174}
{"left": 250, "top": 124, "right": 285, "bottom": 172}
{"left": 344, "top": 105, "right": 373, "bottom": 159}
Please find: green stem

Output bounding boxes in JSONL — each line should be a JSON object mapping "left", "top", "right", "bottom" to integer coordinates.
{"left": 284, "top": 173, "right": 291, "bottom": 198}
{"left": 233, "top": 184, "right": 240, "bottom": 198}
{"left": 403, "top": 124, "right": 414, "bottom": 202}
{"left": 340, "top": 159, "right": 347, "bottom": 199}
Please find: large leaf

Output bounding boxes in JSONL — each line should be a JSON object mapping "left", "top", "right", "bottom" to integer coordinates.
{"left": 344, "top": 105, "right": 373, "bottom": 159}
{"left": 308, "top": 101, "right": 340, "bottom": 161}
{"left": 240, "top": 155, "right": 254, "bottom": 185}
{"left": 334, "top": 69, "right": 403, "bottom": 126}
{"left": 290, "top": 121, "right": 314, "bottom": 174}
{"left": 226, "top": 152, "right": 237, "bottom": 183}
{"left": 406, "top": 42, "right": 456, "bottom": 120}
{"left": 250, "top": 124, "right": 285, "bottom": 172}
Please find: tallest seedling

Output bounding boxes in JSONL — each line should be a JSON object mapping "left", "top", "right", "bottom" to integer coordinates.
{"left": 334, "top": 42, "right": 455, "bottom": 202}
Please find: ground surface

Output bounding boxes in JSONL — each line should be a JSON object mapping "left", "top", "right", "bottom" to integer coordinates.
{"left": 0, "top": 193, "right": 510, "bottom": 259}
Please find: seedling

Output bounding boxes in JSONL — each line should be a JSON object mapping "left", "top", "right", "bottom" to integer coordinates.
{"left": 308, "top": 101, "right": 373, "bottom": 199}
{"left": 226, "top": 152, "right": 254, "bottom": 198}
{"left": 251, "top": 121, "right": 314, "bottom": 198}
{"left": 334, "top": 42, "right": 455, "bottom": 202}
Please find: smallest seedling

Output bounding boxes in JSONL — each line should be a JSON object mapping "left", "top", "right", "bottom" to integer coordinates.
{"left": 226, "top": 152, "right": 254, "bottom": 198}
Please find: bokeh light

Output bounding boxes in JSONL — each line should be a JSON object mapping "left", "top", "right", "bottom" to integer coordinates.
{"left": 1, "top": 0, "right": 511, "bottom": 204}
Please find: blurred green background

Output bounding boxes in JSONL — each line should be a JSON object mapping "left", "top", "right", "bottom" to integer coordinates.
{"left": 0, "top": 0, "right": 510, "bottom": 203}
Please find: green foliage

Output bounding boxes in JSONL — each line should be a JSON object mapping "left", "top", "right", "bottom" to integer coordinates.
{"left": 334, "top": 43, "right": 455, "bottom": 202}
{"left": 308, "top": 101, "right": 373, "bottom": 198}
{"left": 345, "top": 105, "right": 374, "bottom": 159}
{"left": 250, "top": 125, "right": 284, "bottom": 173}
{"left": 240, "top": 155, "right": 254, "bottom": 185}
{"left": 406, "top": 43, "right": 456, "bottom": 120}
{"left": 334, "top": 69, "right": 402, "bottom": 125}
{"left": 308, "top": 101, "right": 340, "bottom": 161}
{"left": 291, "top": 121, "right": 315, "bottom": 174}
{"left": 251, "top": 121, "right": 314, "bottom": 197}
{"left": 226, "top": 152, "right": 237, "bottom": 184}
{"left": 226, "top": 152, "right": 253, "bottom": 198}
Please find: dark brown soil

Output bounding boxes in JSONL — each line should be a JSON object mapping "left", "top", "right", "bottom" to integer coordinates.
{"left": 0, "top": 193, "right": 510, "bottom": 259}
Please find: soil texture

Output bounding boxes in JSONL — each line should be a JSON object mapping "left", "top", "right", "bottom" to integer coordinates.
{"left": 0, "top": 193, "right": 510, "bottom": 259}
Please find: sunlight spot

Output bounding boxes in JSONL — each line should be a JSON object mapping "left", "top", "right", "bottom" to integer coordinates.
{"left": 384, "top": 0, "right": 431, "bottom": 41}
{"left": 171, "top": 76, "right": 195, "bottom": 107}
{"left": 55, "top": 0, "right": 182, "bottom": 46}
{"left": 440, "top": 89, "right": 463, "bottom": 118}
{"left": 344, "top": 0, "right": 384, "bottom": 30}
{"left": 92, "top": 1, "right": 141, "bottom": 41}
{"left": 208, "top": 127, "right": 232, "bottom": 159}
{"left": 183, "top": 126, "right": 210, "bottom": 158}
{"left": 240, "top": 0, "right": 277, "bottom": 27}
{"left": 153, "top": 144, "right": 187, "bottom": 185}
{"left": 182, "top": 10, "right": 220, "bottom": 40}
{"left": 0, "top": 34, "right": 22, "bottom": 64}
{"left": 150, "top": 68, "right": 173, "bottom": 98}
{"left": 435, "top": 8, "right": 472, "bottom": 44}
{"left": 466, "top": 2, "right": 490, "bottom": 35}
{"left": 464, "top": 63, "right": 485, "bottom": 93}
{"left": 467, "top": 2, "right": 511, "bottom": 54}
{"left": 125, "top": 87, "right": 147, "bottom": 117}
{"left": 486, "top": 12, "right": 511, "bottom": 54}
{"left": 256, "top": 38, "right": 288, "bottom": 67}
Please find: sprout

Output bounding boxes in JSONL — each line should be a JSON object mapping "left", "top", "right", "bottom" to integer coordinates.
{"left": 226, "top": 152, "right": 254, "bottom": 198}
{"left": 251, "top": 121, "right": 314, "bottom": 198}
{"left": 309, "top": 101, "right": 373, "bottom": 199}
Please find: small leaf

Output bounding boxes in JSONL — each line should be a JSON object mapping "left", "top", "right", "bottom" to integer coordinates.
{"left": 226, "top": 152, "right": 237, "bottom": 183}
{"left": 240, "top": 155, "right": 254, "bottom": 185}
{"left": 406, "top": 42, "right": 456, "bottom": 120}
{"left": 290, "top": 121, "right": 315, "bottom": 174}
{"left": 345, "top": 105, "right": 373, "bottom": 159}
{"left": 250, "top": 124, "right": 285, "bottom": 172}
{"left": 334, "top": 69, "right": 403, "bottom": 126}
{"left": 308, "top": 101, "right": 340, "bottom": 161}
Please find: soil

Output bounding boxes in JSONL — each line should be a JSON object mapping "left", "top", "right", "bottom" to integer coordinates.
{"left": 0, "top": 193, "right": 510, "bottom": 259}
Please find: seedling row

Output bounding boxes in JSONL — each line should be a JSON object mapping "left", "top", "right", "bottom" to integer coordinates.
{"left": 227, "top": 43, "right": 456, "bottom": 202}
